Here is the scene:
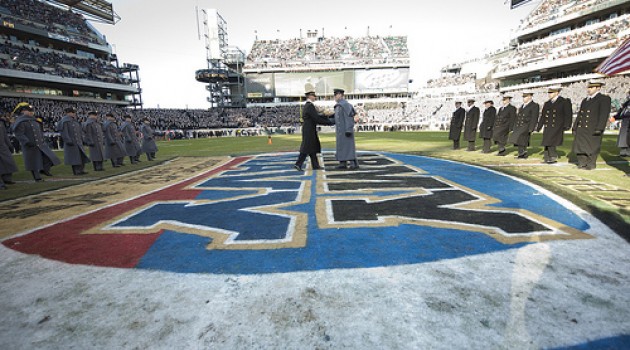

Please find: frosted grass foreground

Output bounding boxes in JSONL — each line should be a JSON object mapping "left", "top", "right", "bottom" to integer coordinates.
{"left": 0, "top": 152, "right": 628, "bottom": 349}
{"left": 0, "top": 229, "right": 628, "bottom": 349}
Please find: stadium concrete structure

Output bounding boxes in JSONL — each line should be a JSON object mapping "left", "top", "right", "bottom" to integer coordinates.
{"left": 419, "top": 0, "right": 630, "bottom": 130}
{"left": 0, "top": 0, "right": 141, "bottom": 107}
{"left": 194, "top": 9, "right": 411, "bottom": 109}
{"left": 195, "top": 0, "right": 630, "bottom": 132}
{"left": 242, "top": 31, "right": 411, "bottom": 105}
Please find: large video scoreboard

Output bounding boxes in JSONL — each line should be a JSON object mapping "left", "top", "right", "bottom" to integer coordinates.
{"left": 511, "top": 0, "right": 534, "bottom": 9}
{"left": 245, "top": 67, "right": 410, "bottom": 98}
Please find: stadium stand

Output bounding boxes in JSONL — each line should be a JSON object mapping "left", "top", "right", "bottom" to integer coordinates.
{"left": 245, "top": 35, "right": 410, "bottom": 70}
{"left": 0, "top": 0, "right": 140, "bottom": 105}
{"left": 1, "top": 0, "right": 629, "bottom": 136}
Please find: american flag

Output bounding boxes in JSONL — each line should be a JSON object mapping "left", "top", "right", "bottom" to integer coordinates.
{"left": 595, "top": 37, "right": 630, "bottom": 76}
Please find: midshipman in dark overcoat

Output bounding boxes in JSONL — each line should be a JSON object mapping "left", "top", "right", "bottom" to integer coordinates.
{"left": 536, "top": 86, "right": 573, "bottom": 163}
{"left": 571, "top": 80, "right": 611, "bottom": 170}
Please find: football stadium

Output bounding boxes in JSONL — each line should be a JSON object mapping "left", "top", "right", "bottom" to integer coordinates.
{"left": 1, "top": 0, "right": 630, "bottom": 349}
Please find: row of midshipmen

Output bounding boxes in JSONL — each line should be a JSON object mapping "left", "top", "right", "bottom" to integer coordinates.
{"left": 447, "top": 79, "right": 627, "bottom": 171}
{"left": 0, "top": 103, "right": 158, "bottom": 189}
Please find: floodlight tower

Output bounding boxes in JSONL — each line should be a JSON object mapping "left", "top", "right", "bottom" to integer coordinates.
{"left": 195, "top": 9, "right": 246, "bottom": 108}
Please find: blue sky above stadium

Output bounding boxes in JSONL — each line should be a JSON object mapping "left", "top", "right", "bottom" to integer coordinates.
{"left": 93, "top": 0, "right": 534, "bottom": 109}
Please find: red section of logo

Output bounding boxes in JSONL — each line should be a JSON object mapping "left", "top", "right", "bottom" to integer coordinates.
{"left": 3, "top": 157, "right": 249, "bottom": 268}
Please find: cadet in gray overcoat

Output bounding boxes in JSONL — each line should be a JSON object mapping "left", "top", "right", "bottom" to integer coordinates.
{"left": 120, "top": 115, "right": 141, "bottom": 164}
{"left": 57, "top": 107, "right": 90, "bottom": 175}
{"left": 83, "top": 111, "right": 106, "bottom": 171}
{"left": 103, "top": 113, "right": 126, "bottom": 167}
{"left": 11, "top": 102, "right": 61, "bottom": 181}
{"left": 140, "top": 118, "right": 158, "bottom": 161}
{"left": 333, "top": 88, "right": 358, "bottom": 169}
{"left": 0, "top": 112, "right": 18, "bottom": 189}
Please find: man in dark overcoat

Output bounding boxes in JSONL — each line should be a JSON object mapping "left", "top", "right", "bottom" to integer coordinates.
{"left": 448, "top": 101, "right": 465, "bottom": 149}
{"left": 120, "top": 115, "right": 141, "bottom": 164}
{"left": 294, "top": 90, "right": 334, "bottom": 171}
{"left": 103, "top": 113, "right": 126, "bottom": 167}
{"left": 333, "top": 88, "right": 358, "bottom": 170}
{"left": 508, "top": 91, "right": 540, "bottom": 159}
{"left": 571, "top": 80, "right": 611, "bottom": 170}
{"left": 479, "top": 100, "right": 496, "bottom": 153}
{"left": 612, "top": 89, "right": 630, "bottom": 157}
{"left": 11, "top": 102, "right": 60, "bottom": 181}
{"left": 140, "top": 118, "right": 158, "bottom": 161}
{"left": 57, "top": 107, "right": 90, "bottom": 175}
{"left": 0, "top": 112, "right": 18, "bottom": 189}
{"left": 83, "top": 111, "right": 106, "bottom": 171}
{"left": 463, "top": 99, "right": 480, "bottom": 151}
{"left": 536, "top": 86, "right": 573, "bottom": 163}
{"left": 493, "top": 95, "right": 517, "bottom": 156}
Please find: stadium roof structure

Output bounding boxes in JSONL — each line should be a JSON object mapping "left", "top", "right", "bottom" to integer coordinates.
{"left": 47, "top": 0, "right": 120, "bottom": 24}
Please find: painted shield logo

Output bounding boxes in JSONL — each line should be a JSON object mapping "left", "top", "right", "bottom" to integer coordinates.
{"left": 3, "top": 152, "right": 591, "bottom": 274}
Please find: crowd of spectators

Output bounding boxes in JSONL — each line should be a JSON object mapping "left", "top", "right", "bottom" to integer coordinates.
{"left": 520, "top": 0, "right": 617, "bottom": 31}
{"left": 0, "top": 37, "right": 124, "bottom": 84}
{"left": 499, "top": 15, "right": 630, "bottom": 71}
{"left": 1, "top": 75, "right": 629, "bottom": 139}
{"left": 245, "top": 36, "right": 410, "bottom": 69}
{"left": 0, "top": 97, "right": 303, "bottom": 133}
{"left": 426, "top": 74, "right": 476, "bottom": 88}
{"left": 0, "top": 0, "right": 105, "bottom": 46}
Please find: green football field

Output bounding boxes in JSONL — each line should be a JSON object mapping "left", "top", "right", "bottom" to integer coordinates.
{"left": 1, "top": 131, "right": 628, "bottom": 237}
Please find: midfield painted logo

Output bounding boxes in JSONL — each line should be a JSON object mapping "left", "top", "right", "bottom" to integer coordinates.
{"left": 3, "top": 152, "right": 591, "bottom": 274}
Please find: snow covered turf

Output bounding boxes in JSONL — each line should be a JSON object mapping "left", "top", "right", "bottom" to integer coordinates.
{"left": 0, "top": 153, "right": 628, "bottom": 349}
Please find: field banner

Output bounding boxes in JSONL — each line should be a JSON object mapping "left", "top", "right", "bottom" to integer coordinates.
{"left": 354, "top": 68, "right": 409, "bottom": 93}
{"left": 245, "top": 73, "right": 275, "bottom": 98}
{"left": 274, "top": 71, "right": 354, "bottom": 97}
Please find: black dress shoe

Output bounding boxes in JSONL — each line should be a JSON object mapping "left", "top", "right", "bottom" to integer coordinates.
{"left": 40, "top": 170, "right": 53, "bottom": 176}
{"left": 35, "top": 178, "right": 44, "bottom": 182}
{"left": 293, "top": 164, "right": 303, "bottom": 171}
{"left": 4, "top": 180, "right": 15, "bottom": 184}
{"left": 312, "top": 166, "right": 323, "bottom": 170}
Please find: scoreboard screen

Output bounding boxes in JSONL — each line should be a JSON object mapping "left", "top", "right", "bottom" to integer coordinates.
{"left": 511, "top": 0, "right": 534, "bottom": 9}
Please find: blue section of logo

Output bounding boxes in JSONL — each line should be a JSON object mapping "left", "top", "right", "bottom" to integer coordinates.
{"left": 113, "top": 152, "right": 591, "bottom": 274}
{"left": 388, "top": 153, "right": 590, "bottom": 232}
{"left": 549, "top": 334, "right": 630, "bottom": 350}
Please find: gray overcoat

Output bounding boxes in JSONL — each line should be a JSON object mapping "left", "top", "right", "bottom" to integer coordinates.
{"left": 57, "top": 115, "right": 90, "bottom": 166}
{"left": 103, "top": 120, "right": 126, "bottom": 160}
{"left": 140, "top": 124, "right": 158, "bottom": 153}
{"left": 83, "top": 118, "right": 106, "bottom": 161}
{"left": 12, "top": 114, "right": 61, "bottom": 172}
{"left": 334, "top": 98, "right": 357, "bottom": 162}
{"left": 0, "top": 121, "right": 18, "bottom": 175}
{"left": 120, "top": 121, "right": 141, "bottom": 156}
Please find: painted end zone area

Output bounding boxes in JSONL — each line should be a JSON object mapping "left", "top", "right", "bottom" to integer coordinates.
{"left": 2, "top": 158, "right": 249, "bottom": 267}
{"left": 3, "top": 153, "right": 592, "bottom": 274}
